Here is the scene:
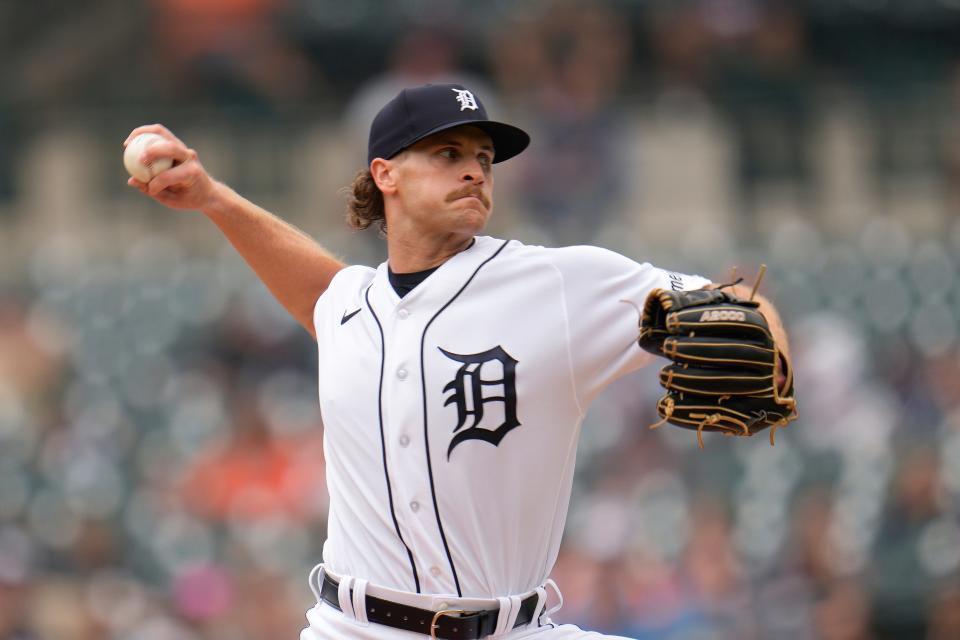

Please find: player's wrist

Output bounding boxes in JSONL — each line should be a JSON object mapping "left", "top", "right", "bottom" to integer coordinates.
{"left": 199, "top": 180, "right": 239, "bottom": 219}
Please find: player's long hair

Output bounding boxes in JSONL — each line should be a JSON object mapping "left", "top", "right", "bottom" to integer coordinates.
{"left": 345, "top": 169, "right": 386, "bottom": 234}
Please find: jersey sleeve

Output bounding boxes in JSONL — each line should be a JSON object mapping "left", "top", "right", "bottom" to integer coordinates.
{"left": 312, "top": 265, "right": 376, "bottom": 339}
{"left": 547, "top": 245, "right": 711, "bottom": 409}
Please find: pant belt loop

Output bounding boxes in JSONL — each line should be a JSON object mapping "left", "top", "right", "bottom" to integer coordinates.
{"left": 337, "top": 575, "right": 355, "bottom": 620}
{"left": 493, "top": 595, "right": 522, "bottom": 636}
{"left": 307, "top": 564, "right": 326, "bottom": 604}
{"left": 541, "top": 579, "right": 564, "bottom": 620}
{"left": 531, "top": 586, "right": 548, "bottom": 625}
{"left": 352, "top": 578, "right": 370, "bottom": 626}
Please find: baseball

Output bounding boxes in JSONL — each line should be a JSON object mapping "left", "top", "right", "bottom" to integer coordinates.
{"left": 123, "top": 133, "right": 174, "bottom": 182}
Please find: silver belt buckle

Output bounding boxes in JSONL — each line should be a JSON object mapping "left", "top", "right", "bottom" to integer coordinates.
{"left": 430, "top": 608, "right": 468, "bottom": 639}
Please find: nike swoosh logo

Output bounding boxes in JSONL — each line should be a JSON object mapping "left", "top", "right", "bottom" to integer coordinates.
{"left": 341, "top": 308, "right": 361, "bottom": 325}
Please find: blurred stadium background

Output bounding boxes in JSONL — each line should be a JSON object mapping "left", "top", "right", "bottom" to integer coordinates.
{"left": 2, "top": 0, "right": 960, "bottom": 638}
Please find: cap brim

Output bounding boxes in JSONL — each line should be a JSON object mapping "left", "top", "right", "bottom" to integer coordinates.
{"left": 389, "top": 119, "right": 530, "bottom": 164}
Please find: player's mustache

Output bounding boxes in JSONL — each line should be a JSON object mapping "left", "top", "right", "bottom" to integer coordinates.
{"left": 447, "top": 187, "right": 490, "bottom": 209}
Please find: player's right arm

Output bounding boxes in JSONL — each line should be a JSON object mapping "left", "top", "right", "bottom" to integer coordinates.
{"left": 124, "top": 125, "right": 345, "bottom": 340}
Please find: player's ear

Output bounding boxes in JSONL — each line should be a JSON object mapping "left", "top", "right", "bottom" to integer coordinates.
{"left": 370, "top": 158, "right": 399, "bottom": 195}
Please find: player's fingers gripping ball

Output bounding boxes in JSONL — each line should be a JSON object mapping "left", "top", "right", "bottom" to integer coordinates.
{"left": 123, "top": 132, "right": 174, "bottom": 183}
{"left": 638, "top": 283, "right": 798, "bottom": 448}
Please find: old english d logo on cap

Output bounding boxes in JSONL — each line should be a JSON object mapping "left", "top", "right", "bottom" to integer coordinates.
{"left": 452, "top": 88, "right": 479, "bottom": 111}
{"left": 367, "top": 84, "right": 530, "bottom": 165}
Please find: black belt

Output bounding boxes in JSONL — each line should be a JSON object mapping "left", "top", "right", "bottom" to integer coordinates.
{"left": 319, "top": 573, "right": 540, "bottom": 639}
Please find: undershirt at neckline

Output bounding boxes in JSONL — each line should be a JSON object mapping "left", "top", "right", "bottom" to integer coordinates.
{"left": 388, "top": 265, "right": 440, "bottom": 298}
{"left": 386, "top": 238, "right": 476, "bottom": 298}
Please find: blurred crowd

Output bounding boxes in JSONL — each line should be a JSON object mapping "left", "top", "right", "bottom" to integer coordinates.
{"left": 3, "top": 1, "right": 960, "bottom": 639}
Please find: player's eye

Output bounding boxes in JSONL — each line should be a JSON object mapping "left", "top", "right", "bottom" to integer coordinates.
{"left": 439, "top": 148, "right": 459, "bottom": 160}
{"left": 478, "top": 153, "right": 492, "bottom": 168}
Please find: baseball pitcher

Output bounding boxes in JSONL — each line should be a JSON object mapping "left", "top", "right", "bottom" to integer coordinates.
{"left": 125, "top": 83, "right": 796, "bottom": 639}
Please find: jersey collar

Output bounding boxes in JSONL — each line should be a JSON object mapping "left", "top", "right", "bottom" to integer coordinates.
{"left": 369, "top": 236, "right": 507, "bottom": 314}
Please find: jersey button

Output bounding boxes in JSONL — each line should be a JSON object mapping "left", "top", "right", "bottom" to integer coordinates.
{"left": 398, "top": 309, "right": 410, "bottom": 319}
{"left": 397, "top": 368, "right": 408, "bottom": 380}
{"left": 399, "top": 435, "right": 410, "bottom": 447}
{"left": 409, "top": 501, "right": 420, "bottom": 512}
{"left": 430, "top": 567, "right": 442, "bottom": 577}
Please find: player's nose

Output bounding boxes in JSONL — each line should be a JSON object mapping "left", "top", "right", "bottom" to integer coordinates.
{"left": 461, "top": 162, "right": 485, "bottom": 183}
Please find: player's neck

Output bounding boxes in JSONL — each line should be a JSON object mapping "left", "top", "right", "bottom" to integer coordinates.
{"left": 387, "top": 230, "right": 475, "bottom": 273}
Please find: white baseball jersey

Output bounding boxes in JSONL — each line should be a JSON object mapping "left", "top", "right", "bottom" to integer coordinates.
{"left": 312, "top": 236, "right": 709, "bottom": 599}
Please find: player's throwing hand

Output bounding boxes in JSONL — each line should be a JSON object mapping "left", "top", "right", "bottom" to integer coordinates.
{"left": 123, "top": 124, "right": 219, "bottom": 211}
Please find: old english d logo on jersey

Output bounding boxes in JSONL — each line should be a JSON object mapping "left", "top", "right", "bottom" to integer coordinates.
{"left": 439, "top": 346, "right": 520, "bottom": 458}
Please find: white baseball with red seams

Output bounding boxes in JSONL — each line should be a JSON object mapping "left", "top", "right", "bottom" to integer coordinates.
{"left": 123, "top": 132, "right": 174, "bottom": 182}
{"left": 304, "top": 236, "right": 709, "bottom": 638}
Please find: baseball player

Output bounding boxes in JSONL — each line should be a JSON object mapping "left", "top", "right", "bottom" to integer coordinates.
{"left": 125, "top": 83, "right": 793, "bottom": 639}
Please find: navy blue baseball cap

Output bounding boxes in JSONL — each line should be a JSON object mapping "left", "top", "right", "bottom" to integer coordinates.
{"left": 367, "top": 83, "right": 530, "bottom": 165}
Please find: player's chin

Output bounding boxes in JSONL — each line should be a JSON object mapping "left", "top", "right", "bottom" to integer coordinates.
{"left": 451, "top": 202, "right": 491, "bottom": 231}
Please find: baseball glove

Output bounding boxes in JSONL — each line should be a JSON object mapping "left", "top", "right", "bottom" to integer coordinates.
{"left": 637, "top": 285, "right": 797, "bottom": 447}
